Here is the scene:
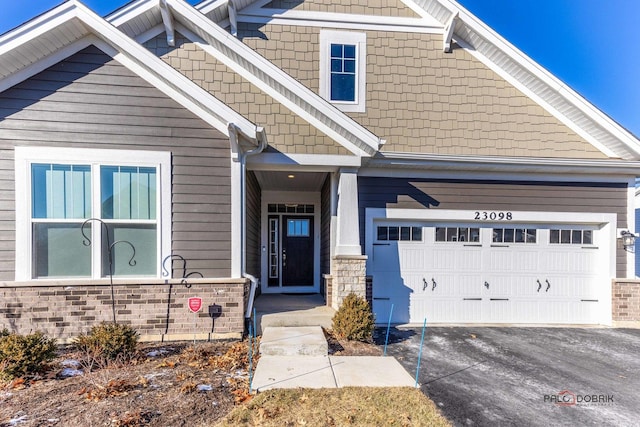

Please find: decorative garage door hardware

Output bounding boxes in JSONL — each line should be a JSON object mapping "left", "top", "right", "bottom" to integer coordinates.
{"left": 423, "top": 278, "right": 437, "bottom": 291}
{"left": 536, "top": 279, "right": 552, "bottom": 292}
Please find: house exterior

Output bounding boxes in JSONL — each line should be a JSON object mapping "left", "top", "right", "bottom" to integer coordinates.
{"left": 2, "top": 0, "right": 640, "bottom": 339}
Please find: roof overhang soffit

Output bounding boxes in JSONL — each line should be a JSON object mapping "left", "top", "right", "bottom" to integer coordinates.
{"left": 410, "top": 0, "right": 640, "bottom": 160}
{"left": 0, "top": 0, "right": 259, "bottom": 142}
{"left": 162, "top": 0, "right": 382, "bottom": 157}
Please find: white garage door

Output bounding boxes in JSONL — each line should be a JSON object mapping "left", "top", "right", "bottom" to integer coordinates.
{"left": 370, "top": 223, "right": 605, "bottom": 325}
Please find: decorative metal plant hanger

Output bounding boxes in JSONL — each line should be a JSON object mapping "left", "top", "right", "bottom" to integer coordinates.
{"left": 162, "top": 254, "right": 203, "bottom": 287}
{"left": 81, "top": 218, "right": 136, "bottom": 324}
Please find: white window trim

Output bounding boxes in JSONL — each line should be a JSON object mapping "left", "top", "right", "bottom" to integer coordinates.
{"left": 15, "top": 146, "right": 171, "bottom": 281}
{"left": 319, "top": 30, "right": 366, "bottom": 113}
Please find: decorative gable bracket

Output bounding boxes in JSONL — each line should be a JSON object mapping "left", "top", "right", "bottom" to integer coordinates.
{"left": 229, "top": 0, "right": 238, "bottom": 37}
{"left": 443, "top": 11, "right": 458, "bottom": 53}
{"left": 159, "top": 0, "right": 175, "bottom": 46}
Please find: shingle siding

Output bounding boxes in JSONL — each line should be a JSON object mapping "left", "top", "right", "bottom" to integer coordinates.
{"left": 144, "top": 33, "right": 350, "bottom": 155}
{"left": 0, "top": 46, "right": 233, "bottom": 280}
{"left": 240, "top": 25, "right": 605, "bottom": 159}
{"left": 265, "top": 0, "right": 420, "bottom": 17}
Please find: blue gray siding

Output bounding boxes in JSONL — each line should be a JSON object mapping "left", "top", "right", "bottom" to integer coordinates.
{"left": 0, "top": 46, "right": 232, "bottom": 280}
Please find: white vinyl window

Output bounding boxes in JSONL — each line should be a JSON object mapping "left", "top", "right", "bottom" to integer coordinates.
{"left": 319, "top": 30, "right": 366, "bottom": 112}
{"left": 15, "top": 147, "right": 171, "bottom": 280}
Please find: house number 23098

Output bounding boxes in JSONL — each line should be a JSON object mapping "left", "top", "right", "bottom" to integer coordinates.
{"left": 474, "top": 211, "right": 513, "bottom": 220}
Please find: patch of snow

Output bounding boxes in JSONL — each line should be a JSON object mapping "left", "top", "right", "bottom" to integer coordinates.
{"left": 8, "top": 415, "right": 27, "bottom": 426}
{"left": 60, "top": 368, "right": 83, "bottom": 378}
{"left": 61, "top": 359, "right": 80, "bottom": 368}
{"left": 147, "top": 348, "right": 172, "bottom": 357}
{"left": 197, "top": 384, "right": 212, "bottom": 391}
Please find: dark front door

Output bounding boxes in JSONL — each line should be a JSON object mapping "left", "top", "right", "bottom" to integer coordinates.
{"left": 282, "top": 215, "right": 314, "bottom": 286}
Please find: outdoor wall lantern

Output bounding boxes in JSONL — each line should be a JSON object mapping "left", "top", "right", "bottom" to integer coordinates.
{"left": 620, "top": 230, "right": 637, "bottom": 251}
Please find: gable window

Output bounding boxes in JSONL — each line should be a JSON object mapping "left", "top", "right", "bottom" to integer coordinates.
{"left": 15, "top": 147, "right": 170, "bottom": 280}
{"left": 320, "top": 30, "right": 366, "bottom": 112}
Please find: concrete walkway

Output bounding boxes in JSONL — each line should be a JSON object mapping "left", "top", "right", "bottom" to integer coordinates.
{"left": 251, "top": 326, "right": 415, "bottom": 391}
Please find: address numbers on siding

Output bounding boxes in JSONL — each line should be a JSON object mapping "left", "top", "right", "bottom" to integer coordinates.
{"left": 474, "top": 211, "right": 513, "bottom": 221}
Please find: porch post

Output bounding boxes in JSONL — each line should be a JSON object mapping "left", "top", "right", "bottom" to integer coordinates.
{"left": 332, "top": 168, "right": 367, "bottom": 309}
{"left": 335, "top": 168, "right": 361, "bottom": 256}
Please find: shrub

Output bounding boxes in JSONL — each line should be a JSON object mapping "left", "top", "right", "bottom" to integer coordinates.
{"left": 0, "top": 331, "right": 57, "bottom": 380}
{"left": 73, "top": 323, "right": 139, "bottom": 370}
{"left": 332, "top": 293, "right": 374, "bottom": 342}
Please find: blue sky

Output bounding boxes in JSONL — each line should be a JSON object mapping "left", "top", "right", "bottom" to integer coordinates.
{"left": 1, "top": 0, "right": 638, "bottom": 136}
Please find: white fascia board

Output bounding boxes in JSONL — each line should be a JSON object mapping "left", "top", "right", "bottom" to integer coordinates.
{"left": 247, "top": 152, "right": 362, "bottom": 171}
{"left": 72, "top": 1, "right": 257, "bottom": 140}
{"left": 166, "top": 0, "right": 381, "bottom": 156}
{"left": 0, "top": 37, "right": 92, "bottom": 93}
{"left": 0, "top": 2, "right": 80, "bottom": 55}
{"left": 430, "top": 0, "right": 640, "bottom": 159}
{"left": 239, "top": 9, "right": 442, "bottom": 33}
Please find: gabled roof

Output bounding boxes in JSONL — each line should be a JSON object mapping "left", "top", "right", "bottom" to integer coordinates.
{"left": 411, "top": 0, "right": 640, "bottom": 160}
{"left": 106, "top": 0, "right": 383, "bottom": 157}
{"left": 0, "top": 0, "right": 259, "bottom": 141}
{"left": 217, "top": 0, "right": 640, "bottom": 161}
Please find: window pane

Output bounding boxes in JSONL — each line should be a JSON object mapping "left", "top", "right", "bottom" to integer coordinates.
{"left": 101, "top": 166, "right": 156, "bottom": 220}
{"left": 526, "top": 229, "right": 537, "bottom": 243}
{"left": 583, "top": 230, "right": 593, "bottom": 244}
{"left": 331, "top": 74, "right": 356, "bottom": 101}
{"left": 571, "top": 230, "right": 582, "bottom": 244}
{"left": 493, "top": 229, "right": 503, "bottom": 243}
{"left": 377, "top": 226, "right": 388, "bottom": 241}
{"left": 412, "top": 227, "right": 422, "bottom": 241}
{"left": 470, "top": 228, "right": 480, "bottom": 242}
{"left": 515, "top": 229, "right": 525, "bottom": 243}
{"left": 400, "top": 226, "right": 411, "bottom": 241}
{"left": 446, "top": 228, "right": 457, "bottom": 242}
{"left": 561, "top": 229, "right": 571, "bottom": 244}
{"left": 458, "top": 228, "right": 469, "bottom": 242}
{"left": 103, "top": 224, "right": 157, "bottom": 276}
{"left": 330, "top": 44, "right": 342, "bottom": 57}
{"left": 550, "top": 229, "right": 559, "bottom": 244}
{"left": 34, "top": 223, "right": 91, "bottom": 277}
{"left": 331, "top": 58, "right": 342, "bottom": 72}
{"left": 344, "top": 59, "right": 356, "bottom": 73}
{"left": 388, "top": 226, "right": 399, "bottom": 241}
{"left": 435, "top": 227, "right": 445, "bottom": 242}
{"left": 32, "top": 164, "right": 91, "bottom": 219}
{"left": 343, "top": 45, "right": 356, "bottom": 58}
{"left": 504, "top": 228, "right": 514, "bottom": 243}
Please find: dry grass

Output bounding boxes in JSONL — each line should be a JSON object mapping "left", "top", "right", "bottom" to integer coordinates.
{"left": 218, "top": 387, "right": 451, "bottom": 427}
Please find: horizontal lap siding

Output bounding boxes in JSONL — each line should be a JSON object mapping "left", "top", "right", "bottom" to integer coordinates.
{"left": 359, "top": 177, "right": 628, "bottom": 276}
{"left": 0, "top": 46, "right": 232, "bottom": 280}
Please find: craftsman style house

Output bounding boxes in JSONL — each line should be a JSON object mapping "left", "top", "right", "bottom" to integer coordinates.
{"left": 1, "top": 0, "right": 639, "bottom": 339}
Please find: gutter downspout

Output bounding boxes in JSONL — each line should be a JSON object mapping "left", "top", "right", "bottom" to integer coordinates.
{"left": 229, "top": 124, "right": 267, "bottom": 321}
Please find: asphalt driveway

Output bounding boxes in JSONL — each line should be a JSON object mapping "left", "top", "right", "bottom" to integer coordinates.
{"left": 383, "top": 327, "right": 640, "bottom": 426}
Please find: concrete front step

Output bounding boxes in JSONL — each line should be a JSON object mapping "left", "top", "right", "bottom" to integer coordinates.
{"left": 260, "top": 326, "right": 328, "bottom": 356}
{"left": 257, "top": 306, "right": 335, "bottom": 335}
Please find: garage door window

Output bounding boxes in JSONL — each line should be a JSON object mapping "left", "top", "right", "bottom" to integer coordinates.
{"left": 492, "top": 228, "right": 537, "bottom": 243}
{"left": 435, "top": 227, "right": 479, "bottom": 242}
{"left": 550, "top": 229, "right": 592, "bottom": 245}
{"left": 377, "top": 226, "right": 422, "bottom": 241}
